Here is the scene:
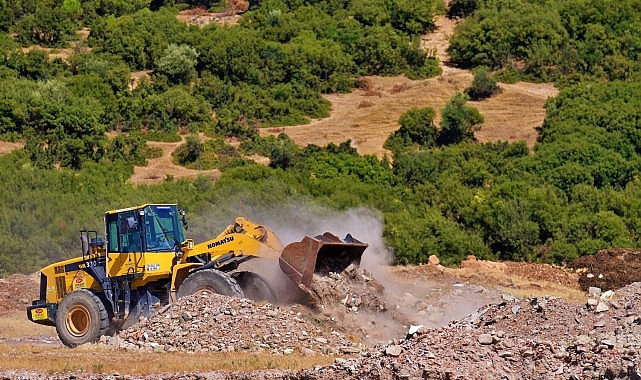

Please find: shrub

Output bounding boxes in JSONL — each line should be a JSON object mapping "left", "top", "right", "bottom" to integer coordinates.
{"left": 466, "top": 67, "right": 499, "bottom": 100}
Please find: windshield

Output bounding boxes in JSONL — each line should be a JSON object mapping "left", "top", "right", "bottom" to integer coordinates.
{"left": 143, "top": 205, "right": 186, "bottom": 251}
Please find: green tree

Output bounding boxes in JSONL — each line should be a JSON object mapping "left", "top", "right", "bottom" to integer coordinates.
{"left": 156, "top": 44, "right": 199, "bottom": 85}
{"left": 174, "top": 135, "right": 203, "bottom": 165}
{"left": 466, "top": 67, "right": 499, "bottom": 100}
{"left": 438, "top": 92, "right": 484, "bottom": 145}
{"left": 384, "top": 107, "right": 437, "bottom": 154}
{"left": 448, "top": 0, "right": 479, "bottom": 18}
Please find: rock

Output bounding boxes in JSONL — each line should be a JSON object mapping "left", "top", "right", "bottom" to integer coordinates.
{"left": 341, "top": 346, "right": 361, "bottom": 354}
{"left": 344, "top": 264, "right": 357, "bottom": 274}
{"left": 408, "top": 325, "right": 423, "bottom": 336}
{"left": 301, "top": 347, "right": 316, "bottom": 356}
{"left": 596, "top": 302, "right": 610, "bottom": 313}
{"left": 588, "top": 287, "right": 602, "bottom": 297}
{"left": 600, "top": 290, "right": 614, "bottom": 299}
{"left": 428, "top": 255, "right": 440, "bottom": 265}
{"left": 385, "top": 345, "right": 403, "bottom": 357}
{"left": 531, "top": 298, "right": 548, "bottom": 312}
{"left": 501, "top": 294, "right": 516, "bottom": 303}
{"left": 478, "top": 334, "right": 494, "bottom": 345}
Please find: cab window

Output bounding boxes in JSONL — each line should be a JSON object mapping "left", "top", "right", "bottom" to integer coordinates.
{"left": 143, "top": 205, "right": 183, "bottom": 252}
{"left": 105, "top": 211, "right": 142, "bottom": 253}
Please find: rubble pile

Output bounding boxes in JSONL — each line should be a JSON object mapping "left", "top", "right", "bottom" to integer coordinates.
{"left": 305, "top": 264, "right": 417, "bottom": 343}
{"left": 102, "top": 292, "right": 363, "bottom": 356}
{"left": 307, "top": 264, "right": 387, "bottom": 313}
{"left": 300, "top": 283, "right": 641, "bottom": 380}
{"left": 0, "top": 274, "right": 39, "bottom": 310}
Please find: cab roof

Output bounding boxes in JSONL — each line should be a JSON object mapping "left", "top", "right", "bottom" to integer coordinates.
{"left": 105, "top": 204, "right": 179, "bottom": 215}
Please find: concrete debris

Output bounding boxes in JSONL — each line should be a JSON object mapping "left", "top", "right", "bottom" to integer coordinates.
{"left": 384, "top": 345, "right": 402, "bottom": 356}
{"left": 5, "top": 276, "right": 641, "bottom": 379}
{"left": 595, "top": 301, "right": 610, "bottom": 313}
{"left": 101, "top": 292, "right": 363, "bottom": 356}
{"left": 299, "top": 282, "right": 641, "bottom": 380}
{"left": 407, "top": 325, "right": 423, "bottom": 336}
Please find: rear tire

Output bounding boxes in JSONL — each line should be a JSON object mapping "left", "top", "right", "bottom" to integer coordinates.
{"left": 56, "top": 289, "right": 109, "bottom": 347}
{"left": 177, "top": 269, "right": 244, "bottom": 298}
{"left": 232, "top": 271, "right": 277, "bottom": 303}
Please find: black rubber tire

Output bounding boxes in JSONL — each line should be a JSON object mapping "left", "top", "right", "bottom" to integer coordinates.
{"left": 232, "top": 271, "right": 277, "bottom": 303}
{"left": 55, "top": 289, "right": 110, "bottom": 348}
{"left": 177, "top": 269, "right": 244, "bottom": 299}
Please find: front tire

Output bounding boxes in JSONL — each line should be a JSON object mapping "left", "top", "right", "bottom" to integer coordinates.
{"left": 177, "top": 269, "right": 244, "bottom": 299}
{"left": 232, "top": 271, "right": 277, "bottom": 303}
{"left": 56, "top": 289, "right": 109, "bottom": 347}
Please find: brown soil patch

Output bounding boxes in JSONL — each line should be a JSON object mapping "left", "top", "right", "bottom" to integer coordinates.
{"left": 567, "top": 248, "right": 641, "bottom": 292}
{"left": 393, "top": 255, "right": 583, "bottom": 302}
{"left": 21, "top": 27, "right": 91, "bottom": 62}
{"left": 129, "top": 70, "right": 152, "bottom": 90}
{"left": 129, "top": 133, "right": 221, "bottom": 185}
{"left": 0, "top": 141, "right": 23, "bottom": 155}
{"left": 176, "top": 5, "right": 246, "bottom": 27}
{"left": 0, "top": 274, "right": 39, "bottom": 311}
{"left": 261, "top": 12, "right": 558, "bottom": 158}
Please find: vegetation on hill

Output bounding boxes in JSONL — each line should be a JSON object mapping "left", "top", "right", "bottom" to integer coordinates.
{"left": 1, "top": 0, "right": 641, "bottom": 274}
{"left": 448, "top": 0, "right": 641, "bottom": 83}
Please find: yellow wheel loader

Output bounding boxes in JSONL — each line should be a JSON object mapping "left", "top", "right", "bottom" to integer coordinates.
{"left": 26, "top": 204, "right": 367, "bottom": 347}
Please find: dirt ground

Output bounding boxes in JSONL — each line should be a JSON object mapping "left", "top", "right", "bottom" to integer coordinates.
{"left": 567, "top": 248, "right": 641, "bottom": 292}
{"left": 127, "top": 133, "right": 222, "bottom": 185}
{"left": 1, "top": 247, "right": 638, "bottom": 378}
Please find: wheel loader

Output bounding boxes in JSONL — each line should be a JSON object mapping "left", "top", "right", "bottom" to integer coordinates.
{"left": 26, "top": 204, "right": 367, "bottom": 347}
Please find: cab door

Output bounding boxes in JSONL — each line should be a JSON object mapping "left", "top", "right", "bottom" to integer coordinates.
{"left": 105, "top": 211, "right": 144, "bottom": 277}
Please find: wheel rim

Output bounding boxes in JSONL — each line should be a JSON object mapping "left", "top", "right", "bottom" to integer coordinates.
{"left": 66, "top": 305, "right": 91, "bottom": 337}
{"left": 192, "top": 286, "right": 216, "bottom": 296}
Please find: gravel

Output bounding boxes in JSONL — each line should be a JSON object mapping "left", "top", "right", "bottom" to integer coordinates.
{"left": 4, "top": 273, "right": 641, "bottom": 379}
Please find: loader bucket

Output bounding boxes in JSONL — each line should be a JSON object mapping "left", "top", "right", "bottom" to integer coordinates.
{"left": 279, "top": 232, "right": 368, "bottom": 288}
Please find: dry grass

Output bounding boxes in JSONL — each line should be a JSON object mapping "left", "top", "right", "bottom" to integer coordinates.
{"left": 0, "top": 312, "right": 56, "bottom": 339}
{"left": 260, "top": 12, "right": 558, "bottom": 158}
{"left": 357, "top": 100, "right": 373, "bottom": 108}
{"left": 0, "top": 141, "right": 23, "bottom": 155}
{"left": 128, "top": 133, "right": 221, "bottom": 185}
{"left": 0, "top": 312, "right": 334, "bottom": 373}
{"left": 390, "top": 82, "right": 412, "bottom": 94}
{"left": 0, "top": 344, "right": 335, "bottom": 373}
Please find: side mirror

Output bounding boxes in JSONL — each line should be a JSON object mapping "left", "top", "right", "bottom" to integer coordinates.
{"left": 179, "top": 208, "right": 189, "bottom": 230}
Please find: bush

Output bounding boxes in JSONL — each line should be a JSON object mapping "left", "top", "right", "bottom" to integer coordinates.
{"left": 438, "top": 92, "right": 484, "bottom": 145}
{"left": 174, "top": 135, "right": 202, "bottom": 165}
{"left": 466, "top": 67, "right": 499, "bottom": 100}
{"left": 384, "top": 107, "right": 438, "bottom": 154}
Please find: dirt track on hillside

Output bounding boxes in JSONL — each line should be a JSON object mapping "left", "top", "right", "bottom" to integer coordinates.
{"left": 1, "top": 7, "right": 558, "bottom": 181}
{"left": 261, "top": 11, "right": 557, "bottom": 158}
{"left": 128, "top": 134, "right": 221, "bottom": 185}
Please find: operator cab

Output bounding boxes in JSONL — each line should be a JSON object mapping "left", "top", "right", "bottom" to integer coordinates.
{"left": 105, "top": 204, "right": 187, "bottom": 253}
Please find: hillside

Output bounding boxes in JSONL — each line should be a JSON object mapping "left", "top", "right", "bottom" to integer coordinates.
{"left": 264, "top": 12, "right": 557, "bottom": 158}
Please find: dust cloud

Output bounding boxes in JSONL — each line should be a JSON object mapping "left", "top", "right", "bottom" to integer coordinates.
{"left": 190, "top": 198, "right": 501, "bottom": 341}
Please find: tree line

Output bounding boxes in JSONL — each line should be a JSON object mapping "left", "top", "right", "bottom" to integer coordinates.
{"left": 2, "top": 0, "right": 641, "bottom": 274}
